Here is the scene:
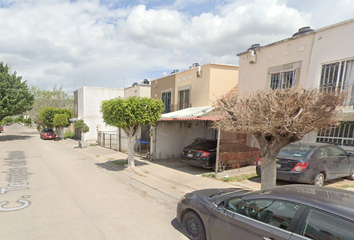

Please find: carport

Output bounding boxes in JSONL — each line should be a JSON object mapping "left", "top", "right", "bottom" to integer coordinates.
{"left": 150, "top": 106, "right": 219, "bottom": 160}
{"left": 150, "top": 106, "right": 261, "bottom": 170}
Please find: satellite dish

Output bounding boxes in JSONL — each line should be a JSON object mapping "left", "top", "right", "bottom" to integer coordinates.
{"left": 161, "top": 72, "right": 167, "bottom": 77}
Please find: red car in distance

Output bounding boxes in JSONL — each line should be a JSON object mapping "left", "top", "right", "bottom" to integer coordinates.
{"left": 0, "top": 125, "right": 3, "bottom": 133}
{"left": 40, "top": 128, "right": 56, "bottom": 140}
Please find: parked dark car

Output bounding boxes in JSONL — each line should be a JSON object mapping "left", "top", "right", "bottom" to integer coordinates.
{"left": 181, "top": 139, "right": 260, "bottom": 172}
{"left": 181, "top": 139, "right": 223, "bottom": 171}
{"left": 177, "top": 185, "right": 354, "bottom": 240}
{"left": 256, "top": 142, "right": 354, "bottom": 186}
{"left": 40, "top": 128, "right": 56, "bottom": 140}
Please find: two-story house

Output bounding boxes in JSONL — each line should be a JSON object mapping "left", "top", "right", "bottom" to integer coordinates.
{"left": 74, "top": 86, "right": 124, "bottom": 143}
{"left": 152, "top": 63, "right": 239, "bottom": 113}
{"left": 237, "top": 18, "right": 354, "bottom": 147}
{"left": 150, "top": 63, "right": 240, "bottom": 160}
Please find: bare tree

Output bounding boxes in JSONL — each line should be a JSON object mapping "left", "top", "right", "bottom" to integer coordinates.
{"left": 28, "top": 85, "right": 73, "bottom": 126}
{"left": 214, "top": 88, "right": 346, "bottom": 189}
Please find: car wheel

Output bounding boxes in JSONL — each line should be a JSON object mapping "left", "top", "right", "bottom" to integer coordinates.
{"left": 313, "top": 173, "right": 325, "bottom": 186}
{"left": 212, "top": 162, "right": 226, "bottom": 172}
{"left": 347, "top": 167, "right": 354, "bottom": 180}
{"left": 182, "top": 211, "right": 206, "bottom": 240}
{"left": 217, "top": 162, "right": 226, "bottom": 172}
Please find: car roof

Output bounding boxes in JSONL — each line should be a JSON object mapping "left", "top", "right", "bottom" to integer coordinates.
{"left": 288, "top": 141, "right": 330, "bottom": 147}
{"left": 248, "top": 185, "right": 354, "bottom": 220}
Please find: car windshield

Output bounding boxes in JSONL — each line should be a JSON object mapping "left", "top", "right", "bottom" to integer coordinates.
{"left": 278, "top": 144, "right": 316, "bottom": 158}
{"left": 43, "top": 129, "right": 54, "bottom": 132}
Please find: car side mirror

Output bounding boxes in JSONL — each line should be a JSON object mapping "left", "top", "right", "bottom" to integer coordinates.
{"left": 217, "top": 201, "right": 226, "bottom": 209}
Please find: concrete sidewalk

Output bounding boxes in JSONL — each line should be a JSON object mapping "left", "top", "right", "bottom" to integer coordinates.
{"left": 59, "top": 139, "right": 261, "bottom": 201}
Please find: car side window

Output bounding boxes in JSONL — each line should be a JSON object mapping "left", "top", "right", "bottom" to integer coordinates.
{"left": 316, "top": 148, "right": 329, "bottom": 158}
{"left": 301, "top": 209, "right": 354, "bottom": 240}
{"left": 226, "top": 198, "right": 300, "bottom": 231}
{"left": 328, "top": 146, "right": 346, "bottom": 157}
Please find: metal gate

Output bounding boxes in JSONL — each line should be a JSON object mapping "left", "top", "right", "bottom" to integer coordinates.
{"left": 97, "top": 131, "right": 117, "bottom": 151}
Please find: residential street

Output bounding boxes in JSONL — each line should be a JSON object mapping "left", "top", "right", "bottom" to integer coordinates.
{"left": 0, "top": 124, "right": 188, "bottom": 240}
{"left": 3, "top": 124, "right": 354, "bottom": 240}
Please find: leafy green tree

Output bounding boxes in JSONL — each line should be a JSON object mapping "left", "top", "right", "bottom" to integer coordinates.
{"left": 28, "top": 85, "right": 73, "bottom": 125}
{"left": 214, "top": 88, "right": 345, "bottom": 189}
{"left": 101, "top": 97, "right": 164, "bottom": 168}
{"left": 74, "top": 119, "right": 89, "bottom": 147}
{"left": 0, "top": 62, "right": 34, "bottom": 122}
{"left": 53, "top": 114, "right": 69, "bottom": 139}
{"left": 16, "top": 114, "right": 24, "bottom": 123}
{"left": 39, "top": 107, "right": 73, "bottom": 128}
{"left": 4, "top": 117, "right": 13, "bottom": 123}
{"left": 23, "top": 117, "right": 31, "bottom": 126}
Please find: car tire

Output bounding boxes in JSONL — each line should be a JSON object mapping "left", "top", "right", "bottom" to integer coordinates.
{"left": 313, "top": 173, "right": 325, "bottom": 186}
{"left": 218, "top": 162, "right": 226, "bottom": 172}
{"left": 182, "top": 211, "right": 206, "bottom": 240}
{"left": 212, "top": 162, "right": 226, "bottom": 172}
{"left": 347, "top": 167, "right": 354, "bottom": 180}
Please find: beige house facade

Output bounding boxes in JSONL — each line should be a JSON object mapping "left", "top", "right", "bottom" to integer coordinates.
{"left": 124, "top": 83, "right": 151, "bottom": 99}
{"left": 150, "top": 63, "right": 240, "bottom": 161}
{"left": 151, "top": 74, "right": 176, "bottom": 113}
{"left": 174, "top": 63, "right": 239, "bottom": 109}
{"left": 238, "top": 18, "right": 354, "bottom": 147}
{"left": 151, "top": 63, "right": 239, "bottom": 113}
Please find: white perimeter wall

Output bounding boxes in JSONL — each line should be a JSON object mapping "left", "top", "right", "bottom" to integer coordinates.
{"left": 80, "top": 86, "right": 124, "bottom": 142}
{"left": 155, "top": 121, "right": 216, "bottom": 160}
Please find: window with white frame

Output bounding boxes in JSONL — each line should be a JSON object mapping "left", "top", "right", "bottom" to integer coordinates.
{"left": 320, "top": 59, "right": 354, "bottom": 106}
{"left": 270, "top": 70, "right": 296, "bottom": 89}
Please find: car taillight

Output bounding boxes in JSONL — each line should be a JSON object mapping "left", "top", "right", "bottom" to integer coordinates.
{"left": 292, "top": 162, "right": 309, "bottom": 172}
{"left": 198, "top": 151, "right": 210, "bottom": 157}
{"left": 257, "top": 157, "right": 262, "bottom": 166}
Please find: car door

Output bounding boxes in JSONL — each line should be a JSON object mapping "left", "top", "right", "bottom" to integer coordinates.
{"left": 209, "top": 197, "right": 303, "bottom": 240}
{"left": 289, "top": 207, "right": 354, "bottom": 240}
{"left": 328, "top": 146, "right": 351, "bottom": 177}
{"left": 314, "top": 146, "right": 338, "bottom": 180}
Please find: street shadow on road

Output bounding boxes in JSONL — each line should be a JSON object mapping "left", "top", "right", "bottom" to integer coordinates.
{"left": 17, "top": 131, "right": 39, "bottom": 135}
{"left": 171, "top": 218, "right": 186, "bottom": 236}
{"left": 0, "top": 135, "right": 32, "bottom": 142}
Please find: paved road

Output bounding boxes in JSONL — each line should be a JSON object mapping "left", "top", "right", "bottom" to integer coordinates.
{"left": 0, "top": 124, "right": 187, "bottom": 240}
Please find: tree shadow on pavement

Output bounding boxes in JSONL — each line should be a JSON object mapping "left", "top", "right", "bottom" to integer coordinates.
{"left": 95, "top": 159, "right": 149, "bottom": 172}
{"left": 0, "top": 135, "right": 32, "bottom": 141}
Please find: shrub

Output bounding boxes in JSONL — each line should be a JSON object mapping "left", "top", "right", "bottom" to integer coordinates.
{"left": 64, "top": 130, "right": 75, "bottom": 139}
